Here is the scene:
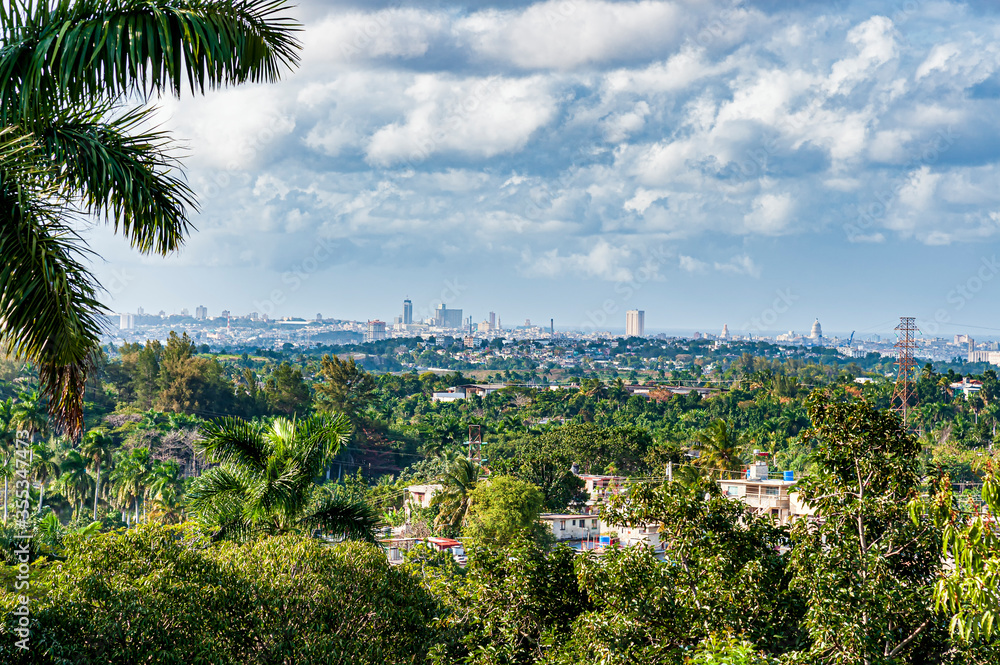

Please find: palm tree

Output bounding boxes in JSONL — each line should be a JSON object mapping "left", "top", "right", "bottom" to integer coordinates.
{"left": 80, "top": 428, "right": 114, "bottom": 520}
{"left": 433, "top": 457, "right": 480, "bottom": 532}
{"left": 0, "top": 0, "right": 300, "bottom": 437}
{"left": 12, "top": 390, "right": 47, "bottom": 440}
{"left": 186, "top": 414, "right": 381, "bottom": 543}
{"left": 109, "top": 447, "right": 152, "bottom": 525}
{"left": 693, "top": 419, "right": 745, "bottom": 478}
{"left": 30, "top": 438, "right": 60, "bottom": 512}
{"left": 57, "top": 449, "right": 93, "bottom": 519}
{"left": 146, "top": 459, "right": 184, "bottom": 523}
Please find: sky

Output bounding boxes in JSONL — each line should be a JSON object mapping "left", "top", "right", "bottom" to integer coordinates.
{"left": 85, "top": 0, "right": 1000, "bottom": 337}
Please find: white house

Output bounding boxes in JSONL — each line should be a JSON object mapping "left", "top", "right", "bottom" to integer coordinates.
{"left": 539, "top": 513, "right": 602, "bottom": 541}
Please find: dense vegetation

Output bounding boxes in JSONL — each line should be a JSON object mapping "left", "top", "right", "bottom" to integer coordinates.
{"left": 2, "top": 336, "right": 1000, "bottom": 661}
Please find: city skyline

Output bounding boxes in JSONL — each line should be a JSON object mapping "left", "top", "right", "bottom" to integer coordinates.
{"left": 85, "top": 0, "right": 1000, "bottom": 338}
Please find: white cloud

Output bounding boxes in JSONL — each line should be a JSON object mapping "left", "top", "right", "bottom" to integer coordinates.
{"left": 365, "top": 75, "right": 558, "bottom": 165}
{"left": 714, "top": 254, "right": 761, "bottom": 277}
{"left": 521, "top": 241, "right": 634, "bottom": 281}
{"left": 744, "top": 193, "right": 794, "bottom": 234}
{"left": 458, "top": 0, "right": 689, "bottom": 70}
{"left": 679, "top": 255, "right": 708, "bottom": 272}
{"left": 305, "top": 8, "right": 447, "bottom": 63}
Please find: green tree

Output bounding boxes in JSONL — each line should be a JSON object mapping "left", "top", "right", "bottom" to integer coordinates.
{"left": 0, "top": 0, "right": 300, "bottom": 436}
{"left": 186, "top": 415, "right": 380, "bottom": 542}
{"left": 30, "top": 438, "right": 61, "bottom": 512}
{"left": 57, "top": 449, "right": 93, "bottom": 519}
{"left": 464, "top": 475, "right": 546, "bottom": 549}
{"left": 433, "top": 457, "right": 480, "bottom": 533}
{"left": 314, "top": 355, "right": 375, "bottom": 427}
{"left": 788, "top": 392, "right": 945, "bottom": 664}
{"left": 264, "top": 361, "right": 311, "bottom": 415}
{"left": 694, "top": 419, "right": 745, "bottom": 477}
{"left": 11, "top": 389, "right": 47, "bottom": 440}
{"left": 80, "top": 428, "right": 114, "bottom": 520}
{"left": 109, "top": 447, "right": 152, "bottom": 524}
{"left": 146, "top": 459, "right": 184, "bottom": 523}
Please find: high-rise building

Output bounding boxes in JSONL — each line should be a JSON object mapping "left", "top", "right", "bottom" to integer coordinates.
{"left": 625, "top": 310, "right": 644, "bottom": 337}
{"left": 249, "top": 312, "right": 259, "bottom": 321}
{"left": 221, "top": 310, "right": 231, "bottom": 319}
{"left": 403, "top": 299, "right": 413, "bottom": 325}
{"left": 316, "top": 313, "right": 323, "bottom": 322}
{"left": 119, "top": 313, "right": 135, "bottom": 330}
{"left": 720, "top": 324, "right": 730, "bottom": 340}
{"left": 195, "top": 305, "right": 207, "bottom": 320}
{"left": 136, "top": 306, "right": 144, "bottom": 316}
{"left": 489, "top": 311, "right": 496, "bottom": 330}
{"left": 366, "top": 320, "right": 387, "bottom": 342}
{"left": 434, "top": 304, "right": 463, "bottom": 329}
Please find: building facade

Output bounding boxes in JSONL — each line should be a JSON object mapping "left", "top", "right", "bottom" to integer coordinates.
{"left": 366, "top": 320, "right": 387, "bottom": 342}
{"left": 403, "top": 299, "right": 413, "bottom": 325}
{"left": 625, "top": 309, "right": 645, "bottom": 337}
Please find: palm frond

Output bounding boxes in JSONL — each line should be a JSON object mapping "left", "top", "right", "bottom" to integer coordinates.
{"left": 0, "top": 0, "right": 301, "bottom": 113}
{"left": 31, "top": 104, "right": 196, "bottom": 254}
{"left": 196, "top": 416, "right": 268, "bottom": 470}
{"left": 0, "top": 170, "right": 105, "bottom": 438}
{"left": 301, "top": 495, "right": 381, "bottom": 544}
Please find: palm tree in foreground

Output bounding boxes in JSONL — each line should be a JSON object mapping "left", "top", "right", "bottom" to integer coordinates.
{"left": 0, "top": 0, "right": 300, "bottom": 438}
{"left": 80, "top": 428, "right": 114, "bottom": 520}
{"left": 186, "top": 414, "right": 381, "bottom": 543}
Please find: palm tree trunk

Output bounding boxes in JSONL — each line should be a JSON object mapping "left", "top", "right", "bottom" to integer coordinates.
{"left": 134, "top": 496, "right": 139, "bottom": 524}
{"left": 93, "top": 462, "right": 101, "bottom": 520}
{"left": 3, "top": 476, "right": 7, "bottom": 525}
{"left": 37, "top": 482, "right": 45, "bottom": 513}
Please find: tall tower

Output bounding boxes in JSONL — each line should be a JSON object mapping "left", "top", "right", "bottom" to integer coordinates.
{"left": 892, "top": 316, "right": 918, "bottom": 426}
{"left": 402, "top": 299, "right": 413, "bottom": 325}
{"left": 625, "top": 310, "right": 644, "bottom": 337}
{"left": 489, "top": 311, "right": 496, "bottom": 330}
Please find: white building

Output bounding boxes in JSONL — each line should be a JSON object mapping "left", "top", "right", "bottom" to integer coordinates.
{"left": 540, "top": 513, "right": 602, "bottom": 541}
{"left": 625, "top": 310, "right": 645, "bottom": 337}
{"left": 404, "top": 484, "right": 442, "bottom": 518}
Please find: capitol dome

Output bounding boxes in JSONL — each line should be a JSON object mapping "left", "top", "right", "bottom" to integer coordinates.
{"left": 810, "top": 319, "right": 823, "bottom": 339}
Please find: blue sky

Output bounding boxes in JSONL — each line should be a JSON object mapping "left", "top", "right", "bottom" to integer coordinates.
{"left": 87, "top": 0, "right": 1000, "bottom": 337}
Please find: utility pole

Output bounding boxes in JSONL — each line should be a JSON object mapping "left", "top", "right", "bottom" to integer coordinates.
{"left": 892, "top": 316, "right": 918, "bottom": 427}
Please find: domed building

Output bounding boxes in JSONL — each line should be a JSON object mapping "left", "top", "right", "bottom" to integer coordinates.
{"left": 809, "top": 318, "right": 823, "bottom": 340}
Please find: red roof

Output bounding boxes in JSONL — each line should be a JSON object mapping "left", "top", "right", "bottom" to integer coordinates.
{"left": 426, "top": 537, "right": 462, "bottom": 548}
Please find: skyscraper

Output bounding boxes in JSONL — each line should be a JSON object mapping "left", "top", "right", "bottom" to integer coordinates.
{"left": 402, "top": 299, "right": 413, "bottom": 325}
{"left": 366, "top": 320, "right": 387, "bottom": 342}
{"left": 195, "top": 305, "right": 208, "bottom": 320}
{"left": 434, "top": 304, "right": 463, "bottom": 329}
{"left": 625, "top": 309, "right": 644, "bottom": 337}
{"left": 489, "top": 311, "right": 496, "bottom": 330}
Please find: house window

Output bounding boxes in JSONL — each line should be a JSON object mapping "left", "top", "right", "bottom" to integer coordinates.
{"left": 724, "top": 485, "right": 738, "bottom": 497}
{"left": 765, "top": 488, "right": 780, "bottom": 497}
{"left": 560, "top": 520, "right": 566, "bottom": 531}
{"left": 592, "top": 519, "right": 598, "bottom": 528}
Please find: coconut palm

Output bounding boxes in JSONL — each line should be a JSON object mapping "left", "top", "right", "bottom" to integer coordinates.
{"left": 57, "top": 449, "right": 93, "bottom": 519}
{"left": 186, "top": 414, "right": 381, "bottom": 543}
{"left": 693, "top": 419, "right": 745, "bottom": 478}
{"left": 0, "top": 0, "right": 300, "bottom": 437}
{"left": 80, "top": 428, "right": 114, "bottom": 519}
{"left": 433, "top": 457, "right": 480, "bottom": 532}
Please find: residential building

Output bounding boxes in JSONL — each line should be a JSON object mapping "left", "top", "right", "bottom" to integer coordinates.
{"left": 195, "top": 305, "right": 208, "bottom": 320}
{"left": 718, "top": 470, "right": 813, "bottom": 525}
{"left": 950, "top": 378, "right": 983, "bottom": 398}
{"left": 404, "top": 484, "right": 441, "bottom": 518}
{"left": 625, "top": 309, "right": 644, "bottom": 337}
{"left": 540, "top": 513, "right": 602, "bottom": 541}
{"left": 119, "top": 313, "right": 135, "bottom": 330}
{"left": 366, "top": 320, "right": 387, "bottom": 342}
{"left": 578, "top": 474, "right": 627, "bottom": 513}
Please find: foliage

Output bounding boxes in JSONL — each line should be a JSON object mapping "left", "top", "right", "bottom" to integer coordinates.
{"left": 788, "top": 391, "right": 946, "bottom": 664}
{"left": 465, "top": 475, "right": 548, "bottom": 549}
{"left": 0, "top": 524, "right": 443, "bottom": 663}
{"left": 187, "top": 414, "right": 381, "bottom": 542}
